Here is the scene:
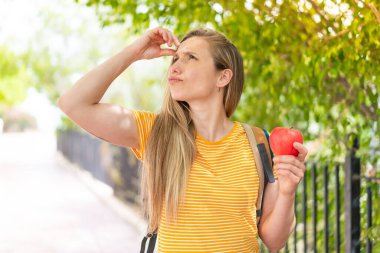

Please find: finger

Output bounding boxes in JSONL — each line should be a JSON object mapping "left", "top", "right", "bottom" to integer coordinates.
{"left": 273, "top": 155, "right": 304, "bottom": 170}
{"left": 151, "top": 28, "right": 166, "bottom": 44}
{"left": 161, "top": 29, "right": 173, "bottom": 47}
{"left": 168, "top": 30, "right": 181, "bottom": 47}
{"left": 274, "top": 162, "right": 304, "bottom": 178}
{"left": 174, "top": 36, "right": 181, "bottom": 47}
{"left": 159, "top": 48, "right": 177, "bottom": 57}
{"left": 157, "top": 28, "right": 169, "bottom": 44}
{"left": 163, "top": 32, "right": 170, "bottom": 46}
{"left": 165, "top": 31, "right": 172, "bottom": 47}
{"left": 293, "top": 142, "right": 308, "bottom": 161}
{"left": 276, "top": 169, "right": 302, "bottom": 184}
{"left": 275, "top": 161, "right": 306, "bottom": 174}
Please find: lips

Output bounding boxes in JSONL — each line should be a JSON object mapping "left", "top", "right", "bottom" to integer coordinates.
{"left": 168, "top": 77, "right": 183, "bottom": 84}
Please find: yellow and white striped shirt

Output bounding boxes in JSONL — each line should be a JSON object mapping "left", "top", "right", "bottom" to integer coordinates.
{"left": 131, "top": 110, "right": 269, "bottom": 253}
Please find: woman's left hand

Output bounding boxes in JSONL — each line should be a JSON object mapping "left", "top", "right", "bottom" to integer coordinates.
{"left": 272, "top": 142, "right": 308, "bottom": 196}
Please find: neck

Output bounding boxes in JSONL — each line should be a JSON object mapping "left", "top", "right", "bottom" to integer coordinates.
{"left": 189, "top": 100, "right": 234, "bottom": 142}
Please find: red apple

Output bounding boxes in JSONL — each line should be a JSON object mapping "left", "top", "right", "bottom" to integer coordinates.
{"left": 269, "top": 127, "right": 303, "bottom": 156}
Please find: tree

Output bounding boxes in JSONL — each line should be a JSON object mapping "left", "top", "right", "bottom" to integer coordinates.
{"left": 73, "top": 2, "right": 380, "bottom": 250}
{"left": 77, "top": 0, "right": 379, "bottom": 167}
{"left": 0, "top": 47, "right": 32, "bottom": 109}
{"left": 1, "top": 0, "right": 165, "bottom": 128}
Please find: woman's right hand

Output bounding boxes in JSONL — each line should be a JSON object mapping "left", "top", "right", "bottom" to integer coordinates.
{"left": 132, "top": 27, "right": 181, "bottom": 60}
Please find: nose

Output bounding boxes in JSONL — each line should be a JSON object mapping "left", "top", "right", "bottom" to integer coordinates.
{"left": 170, "top": 60, "right": 181, "bottom": 74}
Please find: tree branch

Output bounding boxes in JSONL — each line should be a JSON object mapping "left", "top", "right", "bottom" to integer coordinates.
{"left": 336, "top": 76, "right": 377, "bottom": 120}
{"left": 368, "top": 2, "right": 380, "bottom": 24}
{"left": 324, "top": 74, "right": 377, "bottom": 121}
{"left": 306, "top": 0, "right": 329, "bottom": 22}
{"left": 355, "top": 0, "right": 380, "bottom": 24}
{"left": 324, "top": 21, "right": 367, "bottom": 42}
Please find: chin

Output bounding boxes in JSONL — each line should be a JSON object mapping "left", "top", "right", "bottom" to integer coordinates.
{"left": 169, "top": 91, "right": 188, "bottom": 102}
{"left": 171, "top": 96, "right": 187, "bottom": 103}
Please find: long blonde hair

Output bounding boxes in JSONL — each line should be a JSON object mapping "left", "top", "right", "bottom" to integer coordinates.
{"left": 141, "top": 28, "right": 244, "bottom": 233}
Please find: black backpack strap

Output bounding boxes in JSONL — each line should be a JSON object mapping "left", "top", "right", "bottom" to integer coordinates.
{"left": 252, "top": 127, "right": 275, "bottom": 184}
{"left": 248, "top": 126, "right": 276, "bottom": 228}
{"left": 140, "top": 236, "right": 148, "bottom": 253}
{"left": 257, "top": 143, "right": 275, "bottom": 183}
{"left": 262, "top": 129, "right": 274, "bottom": 161}
{"left": 140, "top": 230, "right": 157, "bottom": 253}
{"left": 242, "top": 124, "right": 268, "bottom": 228}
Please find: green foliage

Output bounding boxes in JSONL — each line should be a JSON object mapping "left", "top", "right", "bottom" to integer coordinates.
{"left": 19, "top": 48, "right": 61, "bottom": 102}
{"left": 0, "top": 39, "right": 66, "bottom": 113}
{"left": 0, "top": 47, "right": 32, "bottom": 107}
{"left": 74, "top": 0, "right": 380, "bottom": 250}
{"left": 76, "top": 0, "right": 379, "bottom": 166}
{"left": 57, "top": 116, "right": 79, "bottom": 131}
{"left": 360, "top": 177, "right": 380, "bottom": 252}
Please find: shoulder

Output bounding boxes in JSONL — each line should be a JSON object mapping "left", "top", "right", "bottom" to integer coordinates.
{"left": 132, "top": 110, "right": 158, "bottom": 120}
{"left": 131, "top": 110, "right": 158, "bottom": 139}
{"left": 131, "top": 110, "right": 158, "bottom": 127}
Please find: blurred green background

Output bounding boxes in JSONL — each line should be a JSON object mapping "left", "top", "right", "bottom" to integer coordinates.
{"left": 1, "top": 0, "right": 378, "bottom": 165}
{"left": 1, "top": 0, "right": 379, "bottom": 251}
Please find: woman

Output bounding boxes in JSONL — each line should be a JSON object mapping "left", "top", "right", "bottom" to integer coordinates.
{"left": 58, "top": 27, "right": 308, "bottom": 252}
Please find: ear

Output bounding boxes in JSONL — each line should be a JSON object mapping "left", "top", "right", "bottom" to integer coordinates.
{"left": 217, "top": 69, "right": 233, "bottom": 88}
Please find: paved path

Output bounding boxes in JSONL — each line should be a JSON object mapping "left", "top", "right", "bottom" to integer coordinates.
{"left": 0, "top": 131, "right": 144, "bottom": 253}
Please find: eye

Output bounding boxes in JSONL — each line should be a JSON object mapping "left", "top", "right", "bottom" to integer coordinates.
{"left": 189, "top": 55, "right": 197, "bottom": 60}
{"left": 171, "top": 56, "right": 178, "bottom": 64}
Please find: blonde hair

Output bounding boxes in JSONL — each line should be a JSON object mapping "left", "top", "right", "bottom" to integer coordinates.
{"left": 141, "top": 28, "right": 244, "bottom": 233}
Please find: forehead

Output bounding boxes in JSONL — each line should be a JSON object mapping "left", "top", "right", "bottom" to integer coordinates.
{"left": 177, "top": 37, "right": 211, "bottom": 56}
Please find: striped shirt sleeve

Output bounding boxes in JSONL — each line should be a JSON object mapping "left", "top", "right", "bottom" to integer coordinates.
{"left": 130, "top": 110, "right": 157, "bottom": 160}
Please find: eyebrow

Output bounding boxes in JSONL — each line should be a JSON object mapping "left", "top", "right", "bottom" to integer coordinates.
{"left": 173, "top": 51, "right": 198, "bottom": 57}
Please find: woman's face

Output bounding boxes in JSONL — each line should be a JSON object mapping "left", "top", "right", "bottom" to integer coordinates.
{"left": 168, "top": 37, "right": 221, "bottom": 102}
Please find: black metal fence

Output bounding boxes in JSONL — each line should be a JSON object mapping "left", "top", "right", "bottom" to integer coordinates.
{"left": 260, "top": 138, "right": 379, "bottom": 253}
{"left": 56, "top": 129, "right": 142, "bottom": 206}
{"left": 57, "top": 130, "right": 378, "bottom": 253}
